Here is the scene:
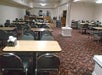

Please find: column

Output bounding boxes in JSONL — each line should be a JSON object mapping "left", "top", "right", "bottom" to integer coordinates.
{"left": 61, "top": 0, "right": 72, "bottom": 37}
{"left": 66, "top": 0, "right": 72, "bottom": 27}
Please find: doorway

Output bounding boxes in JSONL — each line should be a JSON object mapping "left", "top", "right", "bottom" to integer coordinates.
{"left": 61, "top": 10, "right": 67, "bottom": 27}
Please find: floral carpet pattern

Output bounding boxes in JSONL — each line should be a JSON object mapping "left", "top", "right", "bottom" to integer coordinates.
{"left": 52, "top": 28, "right": 102, "bottom": 75}
{"left": 0, "top": 28, "right": 102, "bottom": 75}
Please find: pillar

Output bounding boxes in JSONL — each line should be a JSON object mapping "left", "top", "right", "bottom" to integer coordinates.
{"left": 61, "top": 0, "right": 72, "bottom": 37}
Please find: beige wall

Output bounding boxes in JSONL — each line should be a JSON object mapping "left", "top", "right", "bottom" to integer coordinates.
{"left": 30, "top": 2, "right": 97, "bottom": 26}
{"left": 57, "top": 3, "right": 68, "bottom": 19}
{"left": 70, "top": 2, "right": 95, "bottom": 21}
{"left": 1, "top": 1, "right": 102, "bottom": 25}
{"left": 55, "top": 2, "right": 95, "bottom": 26}
{"left": 30, "top": 8, "right": 56, "bottom": 19}
{"left": 94, "top": 4, "right": 102, "bottom": 21}
{"left": 0, "top": 5, "right": 25, "bottom": 25}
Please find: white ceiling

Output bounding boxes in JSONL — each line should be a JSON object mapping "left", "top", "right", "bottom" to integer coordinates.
{"left": 32, "top": 0, "right": 97, "bottom": 3}
{"left": 31, "top": 0, "right": 99, "bottom": 8}
{"left": 75, "top": 0, "right": 97, "bottom": 2}
{"left": 78, "top": 0, "right": 96, "bottom": 2}
{"left": 33, "top": 0, "right": 61, "bottom": 3}
{"left": 31, "top": 0, "right": 99, "bottom": 6}
{"left": 30, "top": 0, "right": 61, "bottom": 8}
{"left": 0, "top": 0, "right": 100, "bottom": 9}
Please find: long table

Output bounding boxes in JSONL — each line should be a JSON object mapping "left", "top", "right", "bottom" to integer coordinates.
{"left": 0, "top": 27, "right": 15, "bottom": 31}
{"left": 3, "top": 40, "right": 61, "bottom": 52}
{"left": 3, "top": 40, "right": 61, "bottom": 75}
{"left": 31, "top": 28, "right": 52, "bottom": 32}
{"left": 3, "top": 40, "right": 62, "bottom": 75}
{"left": 31, "top": 28, "right": 53, "bottom": 40}
{"left": 93, "top": 27, "right": 102, "bottom": 30}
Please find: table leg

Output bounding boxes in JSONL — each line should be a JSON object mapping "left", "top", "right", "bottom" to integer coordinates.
{"left": 37, "top": 32, "right": 41, "bottom": 40}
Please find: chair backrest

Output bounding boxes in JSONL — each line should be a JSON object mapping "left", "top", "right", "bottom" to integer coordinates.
{"left": 15, "top": 52, "right": 34, "bottom": 57}
{"left": 41, "top": 30, "right": 54, "bottom": 40}
{"left": 0, "top": 53, "right": 24, "bottom": 70}
{"left": 15, "top": 24, "right": 22, "bottom": 30}
{"left": 4, "top": 20, "right": 10, "bottom": 27}
{"left": 41, "top": 30, "right": 52, "bottom": 36}
{"left": 23, "top": 24, "right": 31, "bottom": 30}
{"left": 0, "top": 30, "right": 8, "bottom": 40}
{"left": 41, "top": 25, "right": 50, "bottom": 28}
{"left": 41, "top": 34, "right": 54, "bottom": 40}
{"left": 31, "top": 24, "right": 38, "bottom": 28}
{"left": 37, "top": 53, "right": 60, "bottom": 69}
{"left": 82, "top": 24, "right": 89, "bottom": 29}
{"left": 21, "top": 31, "right": 35, "bottom": 40}
{"left": 21, "top": 34, "right": 34, "bottom": 40}
{"left": 0, "top": 30, "right": 8, "bottom": 47}
{"left": 0, "top": 25, "right": 3, "bottom": 27}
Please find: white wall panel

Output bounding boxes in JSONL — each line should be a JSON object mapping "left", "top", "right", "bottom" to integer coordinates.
{"left": 0, "top": 5, "right": 25, "bottom": 25}
{"left": 30, "top": 8, "right": 55, "bottom": 19}
{"left": 70, "top": 2, "right": 95, "bottom": 21}
{"left": 94, "top": 4, "right": 102, "bottom": 21}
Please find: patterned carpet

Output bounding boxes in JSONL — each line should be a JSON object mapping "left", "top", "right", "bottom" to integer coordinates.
{"left": 52, "top": 27, "right": 102, "bottom": 75}
{"left": 0, "top": 27, "right": 102, "bottom": 75}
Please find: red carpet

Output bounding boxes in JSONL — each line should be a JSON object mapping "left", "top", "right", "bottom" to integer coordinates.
{"left": 52, "top": 27, "right": 102, "bottom": 75}
{"left": 0, "top": 27, "right": 102, "bottom": 75}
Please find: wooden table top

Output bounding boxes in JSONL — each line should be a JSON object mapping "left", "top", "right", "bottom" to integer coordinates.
{"left": 80, "top": 23, "right": 94, "bottom": 26}
{"left": 31, "top": 28, "right": 53, "bottom": 32}
{"left": 0, "top": 27, "right": 16, "bottom": 30}
{"left": 88, "top": 23, "right": 95, "bottom": 26}
{"left": 93, "top": 27, "right": 102, "bottom": 30}
{"left": 3, "top": 40, "right": 61, "bottom": 52}
{"left": 80, "top": 23, "right": 85, "bottom": 25}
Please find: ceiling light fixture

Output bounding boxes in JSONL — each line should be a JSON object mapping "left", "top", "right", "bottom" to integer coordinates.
{"left": 96, "top": 0, "right": 102, "bottom": 3}
{"left": 73, "top": 0, "right": 80, "bottom": 2}
{"left": 40, "top": 3, "right": 47, "bottom": 6}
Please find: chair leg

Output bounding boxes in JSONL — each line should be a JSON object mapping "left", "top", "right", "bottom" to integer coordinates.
{"left": 58, "top": 70, "right": 61, "bottom": 75}
{"left": 35, "top": 69, "right": 37, "bottom": 75}
{"left": 25, "top": 68, "right": 28, "bottom": 75}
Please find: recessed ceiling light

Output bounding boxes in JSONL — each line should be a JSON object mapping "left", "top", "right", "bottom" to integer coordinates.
{"left": 40, "top": 3, "right": 47, "bottom": 6}
{"left": 73, "top": 0, "right": 80, "bottom": 2}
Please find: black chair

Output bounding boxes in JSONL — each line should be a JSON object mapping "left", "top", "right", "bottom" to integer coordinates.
{"left": 15, "top": 52, "right": 36, "bottom": 75}
{"left": 81, "top": 23, "right": 89, "bottom": 34}
{"left": 71, "top": 21, "right": 79, "bottom": 29}
{"left": 41, "top": 25, "right": 50, "bottom": 28}
{"left": 20, "top": 30, "right": 36, "bottom": 40}
{"left": 40, "top": 30, "right": 54, "bottom": 40}
{"left": 0, "top": 53, "right": 25, "bottom": 75}
{"left": 0, "top": 25, "right": 3, "bottom": 27}
{"left": 4, "top": 20, "right": 11, "bottom": 27}
{"left": 36, "top": 53, "right": 60, "bottom": 75}
{"left": 31, "top": 24, "right": 38, "bottom": 28}
{"left": 41, "top": 34, "right": 54, "bottom": 40}
{"left": 21, "top": 33, "right": 34, "bottom": 40}
{"left": 93, "top": 31, "right": 102, "bottom": 43}
{"left": 0, "top": 30, "right": 8, "bottom": 47}
{"left": 15, "top": 23, "right": 23, "bottom": 39}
